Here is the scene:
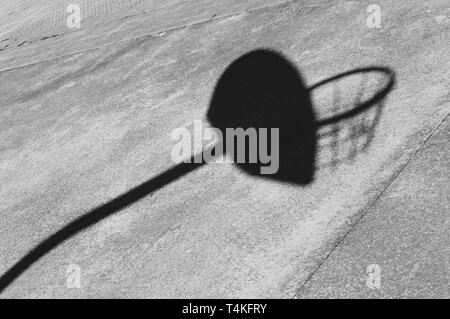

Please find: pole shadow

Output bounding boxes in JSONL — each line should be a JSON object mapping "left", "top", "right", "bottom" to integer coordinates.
{"left": 0, "top": 49, "right": 395, "bottom": 293}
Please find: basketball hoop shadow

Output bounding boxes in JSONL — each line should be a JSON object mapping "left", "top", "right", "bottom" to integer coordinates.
{"left": 207, "top": 51, "right": 395, "bottom": 184}
{"left": 0, "top": 49, "right": 395, "bottom": 294}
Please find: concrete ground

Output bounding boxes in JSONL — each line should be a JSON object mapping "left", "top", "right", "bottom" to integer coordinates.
{"left": 0, "top": 0, "right": 448, "bottom": 298}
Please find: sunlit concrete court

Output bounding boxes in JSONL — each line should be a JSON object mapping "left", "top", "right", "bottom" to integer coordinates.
{"left": 0, "top": 0, "right": 448, "bottom": 298}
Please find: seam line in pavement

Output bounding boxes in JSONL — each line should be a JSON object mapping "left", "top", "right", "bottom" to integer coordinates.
{"left": 0, "top": 12, "right": 245, "bottom": 73}
{"left": 293, "top": 110, "right": 450, "bottom": 298}
{"left": 0, "top": 0, "right": 317, "bottom": 74}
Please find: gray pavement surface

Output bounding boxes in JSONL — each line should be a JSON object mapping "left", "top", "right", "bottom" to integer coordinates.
{"left": 0, "top": 0, "right": 449, "bottom": 298}
{"left": 297, "top": 115, "right": 450, "bottom": 298}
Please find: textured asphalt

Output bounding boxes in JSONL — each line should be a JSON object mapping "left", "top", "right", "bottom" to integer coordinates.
{"left": 0, "top": 0, "right": 448, "bottom": 298}
{"left": 0, "top": 0, "right": 145, "bottom": 41}
{"left": 297, "top": 115, "right": 449, "bottom": 298}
